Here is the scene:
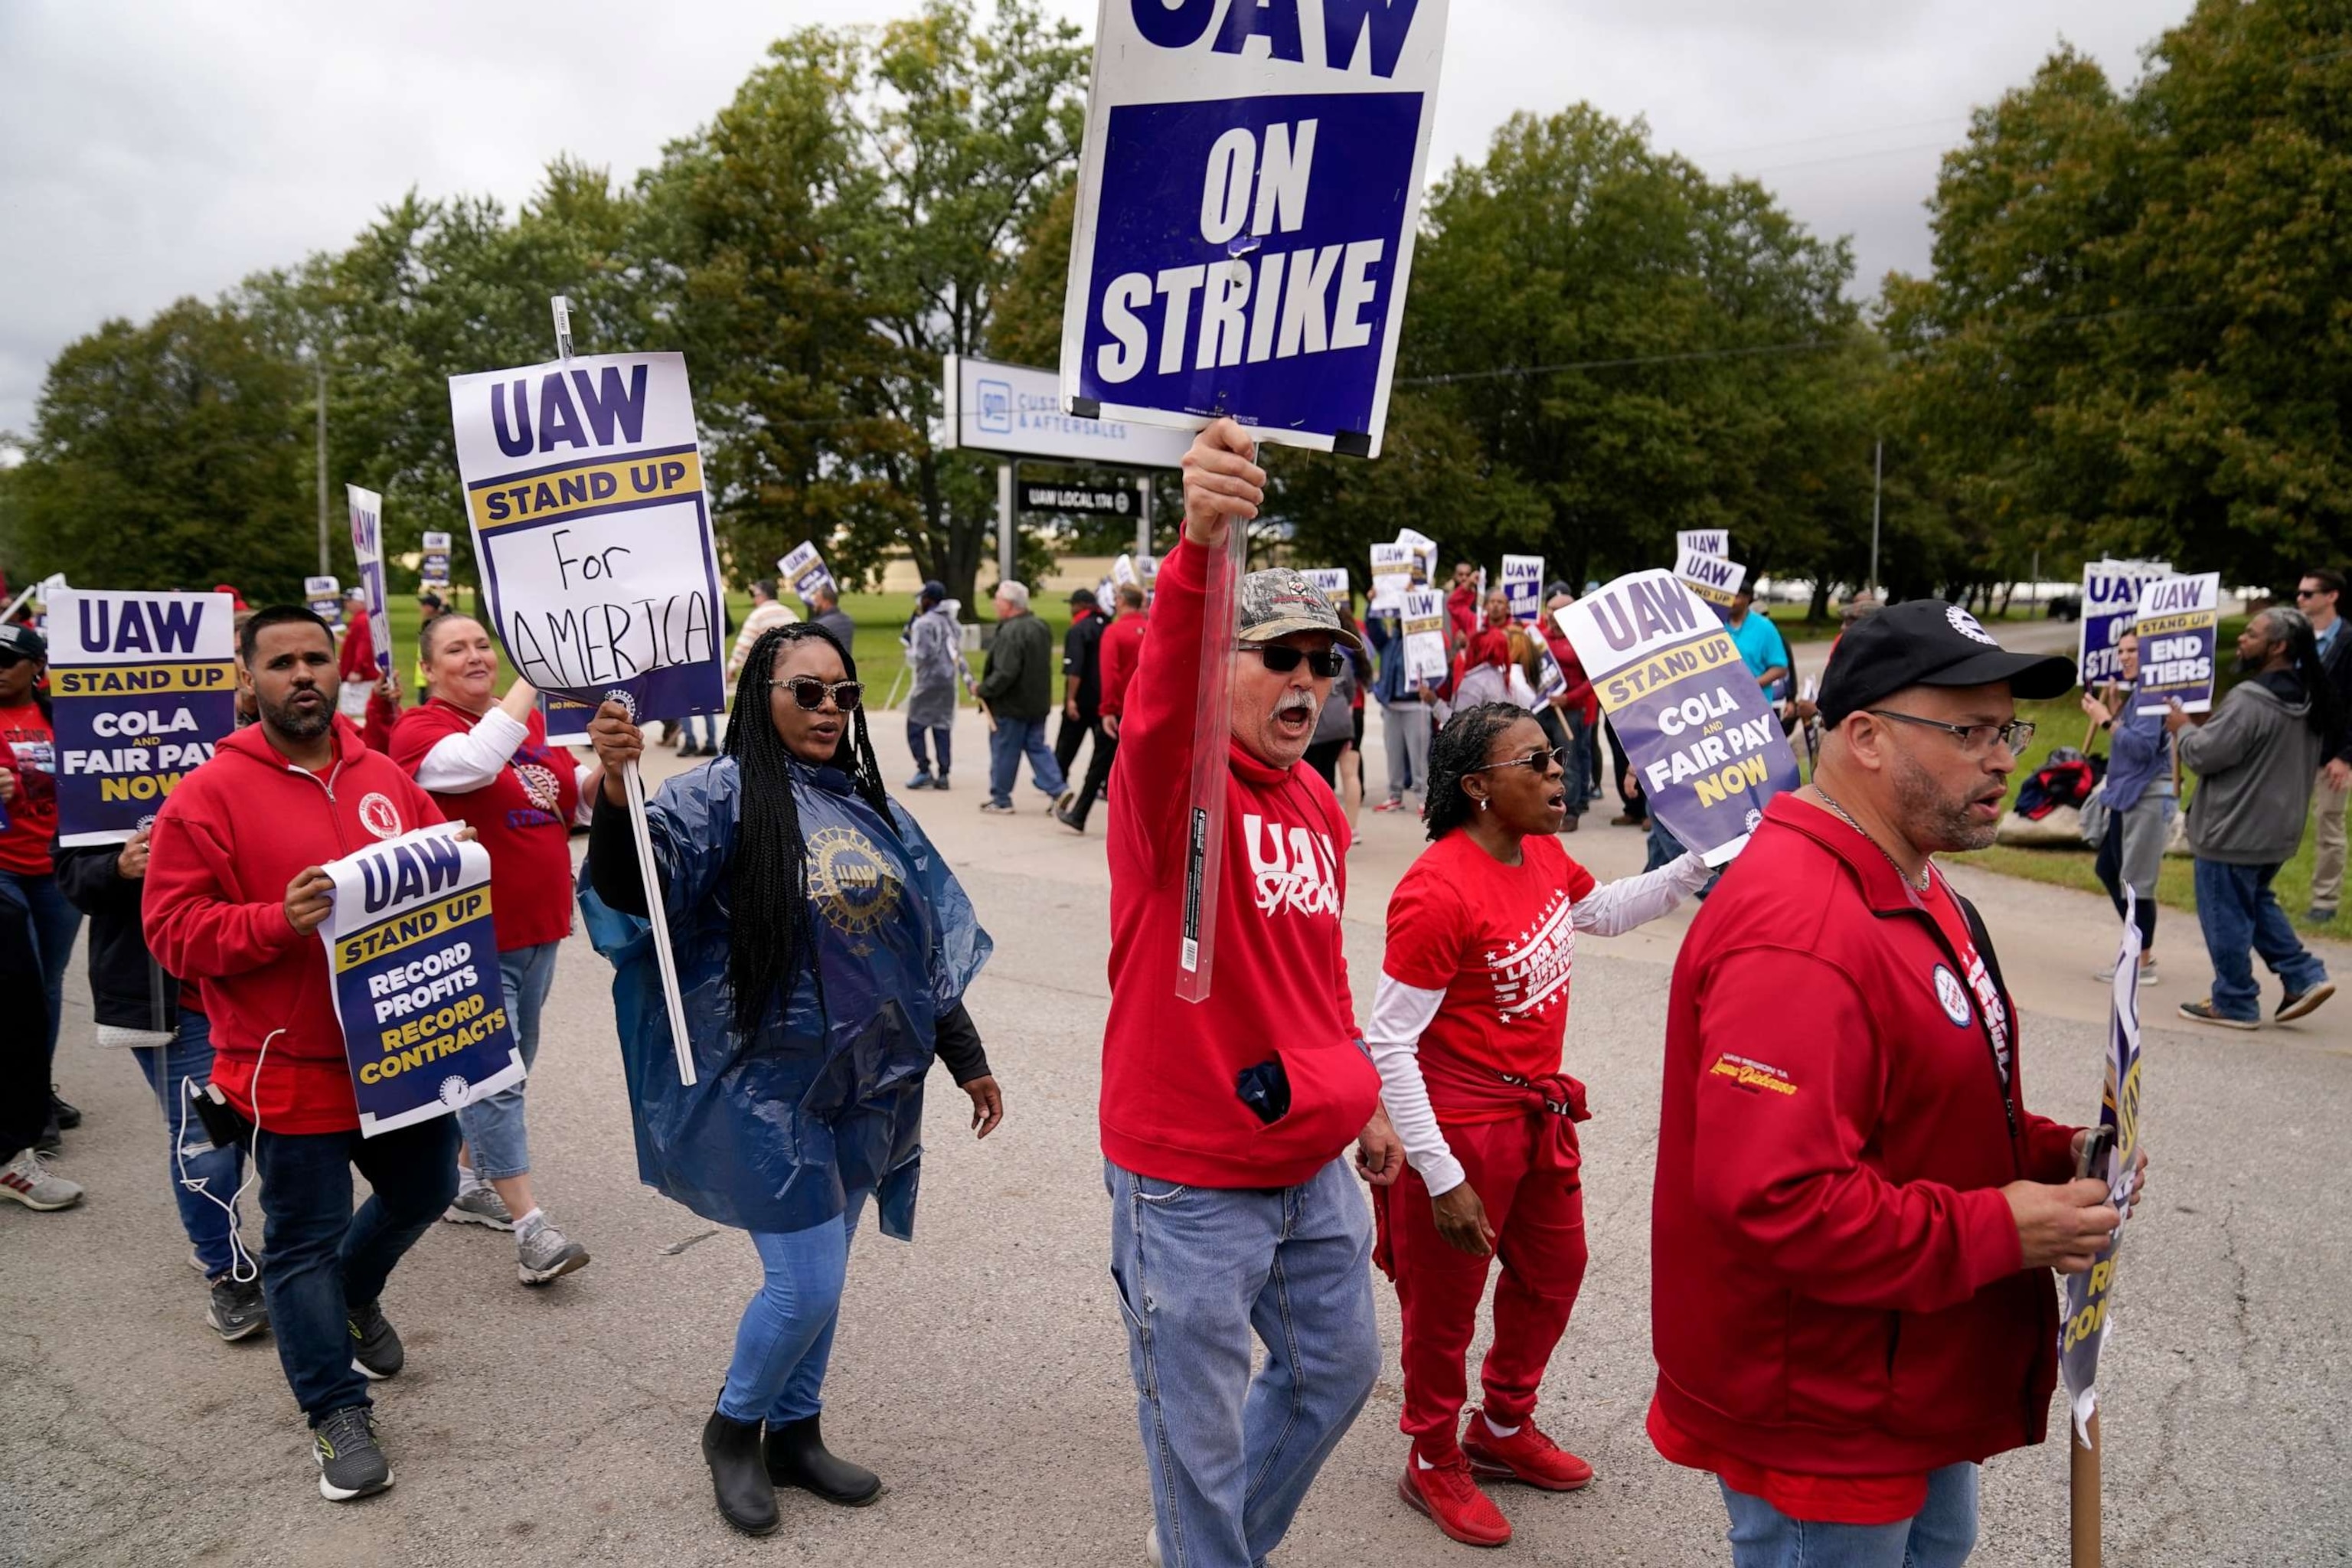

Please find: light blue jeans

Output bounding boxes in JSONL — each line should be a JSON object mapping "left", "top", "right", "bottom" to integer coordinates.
{"left": 986, "top": 714, "right": 1066, "bottom": 808}
{"left": 1106, "top": 1157, "right": 1380, "bottom": 1568}
{"left": 132, "top": 1009, "right": 248, "bottom": 1279}
{"left": 1721, "top": 1462, "right": 1978, "bottom": 1568}
{"left": 456, "top": 942, "right": 557, "bottom": 1180}
{"left": 717, "top": 1193, "right": 867, "bottom": 1426}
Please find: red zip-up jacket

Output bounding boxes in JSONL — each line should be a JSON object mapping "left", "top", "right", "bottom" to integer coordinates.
{"left": 143, "top": 719, "right": 443, "bottom": 1135}
{"left": 1097, "top": 609, "right": 1150, "bottom": 721}
{"left": 1101, "top": 537, "right": 1380, "bottom": 1187}
{"left": 1651, "top": 795, "right": 2079, "bottom": 1477}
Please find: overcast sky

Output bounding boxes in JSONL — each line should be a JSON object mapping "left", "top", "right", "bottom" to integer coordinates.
{"left": 0, "top": 0, "right": 2187, "bottom": 439}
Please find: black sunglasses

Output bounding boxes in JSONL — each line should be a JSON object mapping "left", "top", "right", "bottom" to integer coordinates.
{"left": 1236, "top": 644, "right": 1346, "bottom": 678}
{"left": 0, "top": 648, "right": 24, "bottom": 669}
{"left": 1469, "top": 745, "right": 1569, "bottom": 775}
{"left": 770, "top": 676, "right": 864, "bottom": 711}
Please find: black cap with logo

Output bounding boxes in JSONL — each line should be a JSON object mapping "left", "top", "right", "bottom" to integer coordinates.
{"left": 0, "top": 622, "right": 46, "bottom": 662}
{"left": 1816, "top": 599, "right": 2075, "bottom": 727}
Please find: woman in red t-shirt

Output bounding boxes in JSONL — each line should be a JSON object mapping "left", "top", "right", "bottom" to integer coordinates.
{"left": 1370, "top": 701, "right": 1710, "bottom": 1548}
{"left": 0, "top": 620, "right": 85, "bottom": 1168}
{"left": 390, "top": 615, "right": 598, "bottom": 1286}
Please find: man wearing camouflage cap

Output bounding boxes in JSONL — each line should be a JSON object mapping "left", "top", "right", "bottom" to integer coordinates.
{"left": 1099, "top": 419, "right": 1404, "bottom": 1568}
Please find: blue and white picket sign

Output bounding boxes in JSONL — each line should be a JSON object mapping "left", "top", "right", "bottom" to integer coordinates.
{"left": 1400, "top": 588, "right": 1448, "bottom": 683}
{"left": 46, "top": 588, "right": 237, "bottom": 847}
{"left": 320, "top": 823, "right": 524, "bottom": 1138}
{"left": 420, "top": 531, "right": 453, "bottom": 594}
{"left": 2060, "top": 890, "right": 2145, "bottom": 1443}
{"left": 2078, "top": 559, "right": 2173, "bottom": 691}
{"left": 347, "top": 485, "right": 392, "bottom": 678}
{"left": 1673, "top": 544, "right": 1746, "bottom": 620}
{"left": 1060, "top": 0, "right": 1452, "bottom": 456}
{"left": 446, "top": 352, "right": 727, "bottom": 720}
{"left": 1300, "top": 567, "right": 1351, "bottom": 606}
{"left": 2132, "top": 571, "right": 2220, "bottom": 715}
{"left": 777, "top": 541, "right": 837, "bottom": 606}
{"left": 1559, "top": 570, "right": 1798, "bottom": 866}
{"left": 1501, "top": 554, "right": 1545, "bottom": 624}
{"left": 1370, "top": 542, "right": 1414, "bottom": 612}
{"left": 1676, "top": 530, "right": 1728, "bottom": 561}
{"left": 305, "top": 576, "right": 342, "bottom": 626}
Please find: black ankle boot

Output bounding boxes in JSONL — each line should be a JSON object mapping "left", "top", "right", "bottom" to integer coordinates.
{"left": 765, "top": 1413, "right": 881, "bottom": 1505}
{"left": 701, "top": 1408, "right": 779, "bottom": 1535}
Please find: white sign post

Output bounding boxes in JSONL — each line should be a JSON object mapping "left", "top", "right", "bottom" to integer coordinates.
{"left": 1059, "top": 0, "right": 1452, "bottom": 456}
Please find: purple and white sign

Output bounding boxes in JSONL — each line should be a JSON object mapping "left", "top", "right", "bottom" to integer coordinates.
{"left": 46, "top": 588, "right": 237, "bottom": 847}
{"left": 2079, "top": 559, "right": 2173, "bottom": 691}
{"left": 1060, "top": 0, "right": 1451, "bottom": 456}
{"left": 1559, "top": 570, "right": 1797, "bottom": 865}
{"left": 347, "top": 485, "right": 392, "bottom": 678}
{"left": 2132, "top": 571, "right": 2220, "bottom": 716}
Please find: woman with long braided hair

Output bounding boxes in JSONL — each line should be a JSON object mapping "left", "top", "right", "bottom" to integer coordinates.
{"left": 581, "top": 621, "right": 1001, "bottom": 1537}
{"left": 1367, "top": 702, "right": 1710, "bottom": 1547}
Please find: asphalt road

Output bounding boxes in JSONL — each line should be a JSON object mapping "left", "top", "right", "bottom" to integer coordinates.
{"left": 5, "top": 705, "right": 2347, "bottom": 1568}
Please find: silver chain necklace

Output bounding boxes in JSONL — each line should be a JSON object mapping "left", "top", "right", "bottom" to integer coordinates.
{"left": 1812, "top": 785, "right": 1932, "bottom": 893}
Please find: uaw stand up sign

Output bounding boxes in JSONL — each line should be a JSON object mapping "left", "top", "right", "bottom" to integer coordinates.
{"left": 47, "top": 588, "right": 237, "bottom": 847}
{"left": 1559, "top": 570, "right": 1799, "bottom": 865}
{"left": 321, "top": 825, "right": 522, "bottom": 1137}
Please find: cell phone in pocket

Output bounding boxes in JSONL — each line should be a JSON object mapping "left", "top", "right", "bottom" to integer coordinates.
{"left": 186, "top": 1079, "right": 253, "bottom": 1148}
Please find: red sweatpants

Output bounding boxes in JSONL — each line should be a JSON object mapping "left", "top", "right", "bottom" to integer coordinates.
{"left": 1387, "top": 1113, "right": 1589, "bottom": 1454}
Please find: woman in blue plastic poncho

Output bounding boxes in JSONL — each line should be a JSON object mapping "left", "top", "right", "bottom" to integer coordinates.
{"left": 580, "top": 622, "right": 1002, "bottom": 1538}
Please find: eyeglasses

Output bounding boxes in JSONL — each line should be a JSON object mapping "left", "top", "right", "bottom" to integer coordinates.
{"left": 770, "top": 676, "right": 864, "bottom": 711}
{"left": 2295, "top": 587, "right": 2327, "bottom": 599}
{"left": 1867, "top": 709, "right": 2034, "bottom": 756}
{"left": 1236, "top": 644, "right": 1346, "bottom": 678}
{"left": 1468, "top": 745, "right": 1570, "bottom": 775}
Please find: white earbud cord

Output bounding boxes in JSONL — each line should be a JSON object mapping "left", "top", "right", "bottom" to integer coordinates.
{"left": 172, "top": 1026, "right": 279, "bottom": 1288}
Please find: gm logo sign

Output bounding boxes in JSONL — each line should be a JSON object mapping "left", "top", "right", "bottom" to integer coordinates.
{"left": 978, "top": 379, "right": 1013, "bottom": 435}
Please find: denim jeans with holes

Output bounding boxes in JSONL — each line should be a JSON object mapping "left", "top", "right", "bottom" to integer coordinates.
{"left": 1104, "top": 1157, "right": 1380, "bottom": 1568}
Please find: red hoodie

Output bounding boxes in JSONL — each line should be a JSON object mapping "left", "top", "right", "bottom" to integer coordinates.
{"left": 1649, "top": 795, "right": 2079, "bottom": 1487}
{"left": 1101, "top": 537, "right": 1380, "bottom": 1187}
{"left": 1097, "top": 609, "right": 1150, "bottom": 721}
{"left": 143, "top": 718, "right": 443, "bottom": 1135}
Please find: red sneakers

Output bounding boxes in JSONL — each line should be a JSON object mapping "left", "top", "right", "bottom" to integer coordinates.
{"left": 1461, "top": 1410, "right": 1595, "bottom": 1491}
{"left": 1398, "top": 1449, "right": 1511, "bottom": 1547}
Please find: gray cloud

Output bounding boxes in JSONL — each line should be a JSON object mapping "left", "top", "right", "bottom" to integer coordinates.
{"left": 0, "top": 0, "right": 2180, "bottom": 437}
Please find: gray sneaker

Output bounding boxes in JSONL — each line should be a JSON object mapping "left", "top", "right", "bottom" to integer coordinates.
{"left": 2094, "top": 959, "right": 2159, "bottom": 986}
{"left": 312, "top": 1405, "right": 392, "bottom": 1501}
{"left": 0, "top": 1148, "right": 83, "bottom": 1211}
{"left": 516, "top": 1217, "right": 590, "bottom": 1286}
{"left": 206, "top": 1272, "right": 270, "bottom": 1342}
{"left": 444, "top": 1181, "right": 514, "bottom": 1230}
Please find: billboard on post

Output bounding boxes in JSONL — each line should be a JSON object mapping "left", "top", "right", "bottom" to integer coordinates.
{"left": 1558, "top": 570, "right": 1798, "bottom": 865}
{"left": 942, "top": 354, "right": 1192, "bottom": 467}
{"left": 1060, "top": 0, "right": 1451, "bottom": 456}
{"left": 446, "top": 352, "right": 727, "bottom": 720}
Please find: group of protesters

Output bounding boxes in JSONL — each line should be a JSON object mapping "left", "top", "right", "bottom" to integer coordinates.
{"left": 2, "top": 418, "right": 2343, "bottom": 1565}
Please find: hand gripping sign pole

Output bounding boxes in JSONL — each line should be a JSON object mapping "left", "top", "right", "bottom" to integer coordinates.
{"left": 1174, "top": 486, "right": 1248, "bottom": 1004}
{"left": 549, "top": 296, "right": 697, "bottom": 1087}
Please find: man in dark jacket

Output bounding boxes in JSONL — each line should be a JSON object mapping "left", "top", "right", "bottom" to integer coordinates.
{"left": 1651, "top": 600, "right": 2134, "bottom": 1567}
{"left": 2171, "top": 606, "right": 2339, "bottom": 1027}
{"left": 1054, "top": 589, "right": 1109, "bottom": 805}
{"left": 2296, "top": 568, "right": 2350, "bottom": 920}
{"left": 978, "top": 580, "right": 1065, "bottom": 814}
{"left": 56, "top": 830, "right": 267, "bottom": 1339}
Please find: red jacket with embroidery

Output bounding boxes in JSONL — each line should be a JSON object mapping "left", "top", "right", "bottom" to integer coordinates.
{"left": 1100, "top": 537, "right": 1380, "bottom": 1187}
{"left": 143, "top": 719, "right": 443, "bottom": 1135}
{"left": 1650, "top": 795, "right": 2079, "bottom": 1477}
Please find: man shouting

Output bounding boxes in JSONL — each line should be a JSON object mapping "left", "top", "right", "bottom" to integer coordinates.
{"left": 1100, "top": 417, "right": 1403, "bottom": 1568}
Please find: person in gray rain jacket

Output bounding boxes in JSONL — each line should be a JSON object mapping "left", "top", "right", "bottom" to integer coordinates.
{"left": 904, "top": 581, "right": 964, "bottom": 791}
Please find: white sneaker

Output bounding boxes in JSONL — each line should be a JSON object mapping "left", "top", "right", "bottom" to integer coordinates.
{"left": 515, "top": 1215, "right": 590, "bottom": 1285}
{"left": 444, "top": 1181, "right": 515, "bottom": 1230}
{"left": 0, "top": 1148, "right": 83, "bottom": 1210}
{"left": 1145, "top": 1524, "right": 1164, "bottom": 1568}
{"left": 2094, "top": 959, "right": 2159, "bottom": 986}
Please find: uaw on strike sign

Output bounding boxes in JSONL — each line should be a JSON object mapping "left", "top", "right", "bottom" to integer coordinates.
{"left": 1060, "top": 0, "right": 1450, "bottom": 456}
{"left": 447, "top": 353, "right": 726, "bottom": 719}
{"left": 47, "top": 588, "right": 237, "bottom": 847}
{"left": 322, "top": 825, "right": 522, "bottom": 1137}
{"left": 1560, "top": 570, "right": 1799, "bottom": 866}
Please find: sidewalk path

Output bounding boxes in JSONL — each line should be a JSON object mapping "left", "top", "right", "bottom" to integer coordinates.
{"left": 2, "top": 704, "right": 2345, "bottom": 1566}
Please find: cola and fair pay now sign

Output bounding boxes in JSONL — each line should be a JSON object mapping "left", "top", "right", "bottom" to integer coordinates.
{"left": 1060, "top": 0, "right": 1450, "bottom": 456}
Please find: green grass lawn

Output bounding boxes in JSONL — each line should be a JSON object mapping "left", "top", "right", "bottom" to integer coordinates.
{"left": 1939, "top": 619, "right": 2349, "bottom": 944}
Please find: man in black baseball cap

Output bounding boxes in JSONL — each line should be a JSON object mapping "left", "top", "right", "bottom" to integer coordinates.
{"left": 1649, "top": 606, "right": 2138, "bottom": 1565}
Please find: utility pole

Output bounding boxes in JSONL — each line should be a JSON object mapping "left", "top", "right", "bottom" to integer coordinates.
{"left": 315, "top": 363, "right": 329, "bottom": 576}
{"left": 1867, "top": 439, "right": 1882, "bottom": 600}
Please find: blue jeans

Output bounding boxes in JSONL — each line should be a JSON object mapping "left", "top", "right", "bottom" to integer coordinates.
{"left": 1106, "top": 1157, "right": 1380, "bottom": 1568}
{"left": 456, "top": 942, "right": 557, "bottom": 1181}
{"left": 1721, "top": 1462, "right": 1978, "bottom": 1567}
{"left": 132, "top": 1010, "right": 249, "bottom": 1279}
{"left": 1559, "top": 709, "right": 1594, "bottom": 818}
{"left": 684, "top": 712, "right": 717, "bottom": 749}
{"left": 252, "top": 1114, "right": 459, "bottom": 1423}
{"left": 717, "top": 1194, "right": 866, "bottom": 1425}
{"left": 0, "top": 867, "right": 82, "bottom": 1070}
{"left": 2194, "top": 858, "right": 2328, "bottom": 1021}
{"left": 907, "top": 718, "right": 952, "bottom": 778}
{"left": 987, "top": 714, "right": 1066, "bottom": 808}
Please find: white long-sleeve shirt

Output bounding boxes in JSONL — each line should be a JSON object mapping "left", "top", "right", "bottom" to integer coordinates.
{"left": 1367, "top": 848, "right": 1712, "bottom": 1195}
{"left": 413, "top": 706, "right": 596, "bottom": 827}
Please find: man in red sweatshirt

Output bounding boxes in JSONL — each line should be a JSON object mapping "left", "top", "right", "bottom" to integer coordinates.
{"left": 1102, "top": 419, "right": 1402, "bottom": 1568}
{"left": 1649, "top": 600, "right": 2147, "bottom": 1566}
{"left": 145, "top": 605, "right": 453, "bottom": 1504}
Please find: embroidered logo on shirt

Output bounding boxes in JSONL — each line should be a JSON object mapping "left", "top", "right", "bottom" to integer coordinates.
{"left": 357, "top": 792, "right": 402, "bottom": 840}
{"left": 1484, "top": 888, "right": 1576, "bottom": 1021}
{"left": 1243, "top": 814, "right": 1338, "bottom": 918}
{"left": 1932, "top": 963, "right": 1972, "bottom": 1026}
{"left": 1707, "top": 1053, "right": 1797, "bottom": 1095}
